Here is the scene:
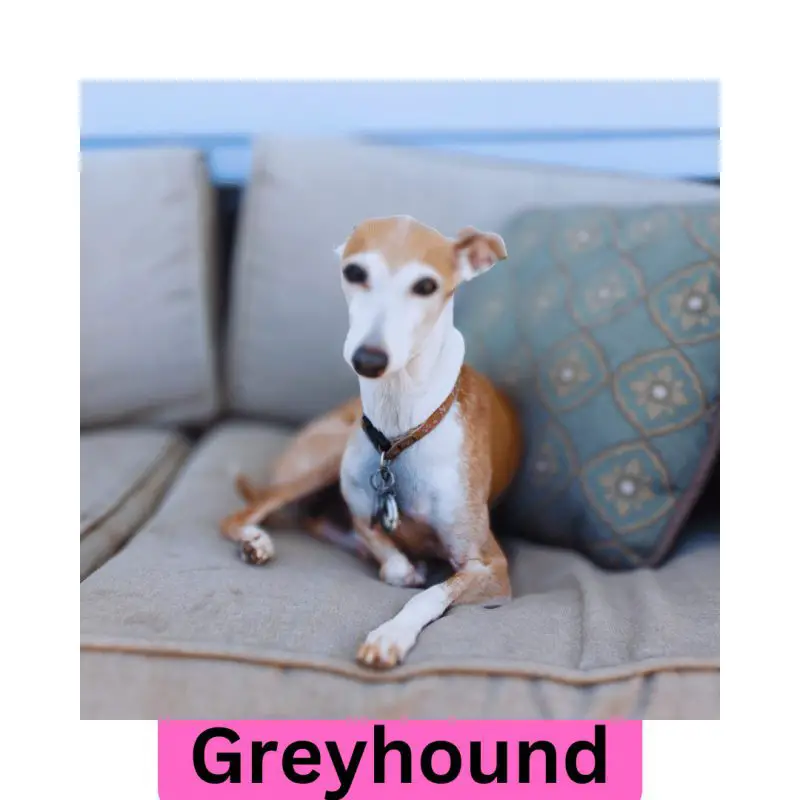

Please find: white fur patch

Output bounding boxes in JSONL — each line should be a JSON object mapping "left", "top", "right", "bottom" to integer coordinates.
{"left": 240, "top": 525, "right": 275, "bottom": 565}
{"left": 456, "top": 250, "right": 492, "bottom": 283}
{"left": 358, "top": 584, "right": 451, "bottom": 668}
{"left": 379, "top": 552, "right": 416, "bottom": 586}
{"left": 379, "top": 553, "right": 426, "bottom": 587}
{"left": 340, "top": 323, "right": 469, "bottom": 547}
{"left": 339, "top": 251, "right": 448, "bottom": 376}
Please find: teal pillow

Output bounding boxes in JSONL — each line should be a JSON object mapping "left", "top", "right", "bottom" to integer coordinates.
{"left": 456, "top": 204, "right": 720, "bottom": 569}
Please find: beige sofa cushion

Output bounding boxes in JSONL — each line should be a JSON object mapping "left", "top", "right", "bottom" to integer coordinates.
{"left": 227, "top": 138, "right": 720, "bottom": 423}
{"left": 80, "top": 422, "right": 719, "bottom": 719}
{"left": 81, "top": 148, "right": 220, "bottom": 427}
{"left": 81, "top": 429, "right": 189, "bottom": 580}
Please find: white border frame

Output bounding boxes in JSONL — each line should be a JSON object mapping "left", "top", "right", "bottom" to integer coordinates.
{"left": 8, "top": 0, "right": 795, "bottom": 796}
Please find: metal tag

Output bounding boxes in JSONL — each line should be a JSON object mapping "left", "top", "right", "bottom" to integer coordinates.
{"left": 370, "top": 463, "right": 400, "bottom": 533}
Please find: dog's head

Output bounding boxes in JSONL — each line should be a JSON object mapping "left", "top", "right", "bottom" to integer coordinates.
{"left": 335, "top": 215, "right": 506, "bottom": 379}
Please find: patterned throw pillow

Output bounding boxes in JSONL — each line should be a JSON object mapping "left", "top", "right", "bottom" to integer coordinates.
{"left": 456, "top": 205, "right": 719, "bottom": 569}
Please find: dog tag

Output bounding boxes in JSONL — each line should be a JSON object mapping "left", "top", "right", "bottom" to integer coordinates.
{"left": 377, "top": 491, "right": 400, "bottom": 534}
{"left": 370, "top": 465, "right": 400, "bottom": 534}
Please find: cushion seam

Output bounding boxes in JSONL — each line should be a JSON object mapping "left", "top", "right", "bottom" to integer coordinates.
{"left": 649, "top": 400, "right": 720, "bottom": 565}
{"left": 80, "top": 638, "right": 719, "bottom": 687}
{"left": 80, "top": 450, "right": 191, "bottom": 581}
{"left": 81, "top": 438, "right": 187, "bottom": 540}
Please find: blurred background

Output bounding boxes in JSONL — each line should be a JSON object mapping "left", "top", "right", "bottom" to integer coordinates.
{"left": 81, "top": 80, "right": 719, "bottom": 322}
{"left": 82, "top": 82, "right": 719, "bottom": 183}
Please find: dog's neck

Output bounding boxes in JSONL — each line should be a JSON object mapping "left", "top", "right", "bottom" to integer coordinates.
{"left": 358, "top": 303, "right": 464, "bottom": 439}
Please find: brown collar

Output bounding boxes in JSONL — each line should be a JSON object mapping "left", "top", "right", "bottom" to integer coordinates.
{"left": 361, "top": 367, "right": 463, "bottom": 463}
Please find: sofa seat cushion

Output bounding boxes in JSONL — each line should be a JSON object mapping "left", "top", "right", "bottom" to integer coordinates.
{"left": 80, "top": 423, "right": 719, "bottom": 719}
{"left": 81, "top": 429, "right": 189, "bottom": 579}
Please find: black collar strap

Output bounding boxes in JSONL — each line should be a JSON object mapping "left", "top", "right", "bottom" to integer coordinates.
{"left": 360, "top": 368, "right": 463, "bottom": 463}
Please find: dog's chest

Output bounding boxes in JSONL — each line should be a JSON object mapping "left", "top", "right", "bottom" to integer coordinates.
{"left": 340, "top": 414, "right": 466, "bottom": 533}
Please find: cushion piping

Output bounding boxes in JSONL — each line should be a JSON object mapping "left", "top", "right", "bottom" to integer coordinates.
{"left": 80, "top": 441, "right": 190, "bottom": 581}
{"left": 650, "top": 401, "right": 720, "bottom": 565}
{"left": 80, "top": 637, "right": 719, "bottom": 687}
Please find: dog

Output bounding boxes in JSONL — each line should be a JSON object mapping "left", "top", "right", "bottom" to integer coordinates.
{"left": 220, "top": 215, "right": 522, "bottom": 669}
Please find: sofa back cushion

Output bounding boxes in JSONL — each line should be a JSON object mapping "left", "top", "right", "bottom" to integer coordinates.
{"left": 81, "top": 149, "right": 220, "bottom": 427}
{"left": 226, "top": 137, "right": 719, "bottom": 424}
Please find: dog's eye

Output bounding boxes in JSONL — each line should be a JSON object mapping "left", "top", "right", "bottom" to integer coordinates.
{"left": 411, "top": 277, "right": 439, "bottom": 296}
{"left": 342, "top": 263, "right": 368, "bottom": 285}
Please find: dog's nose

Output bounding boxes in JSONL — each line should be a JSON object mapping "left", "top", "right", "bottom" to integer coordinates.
{"left": 352, "top": 346, "right": 389, "bottom": 378}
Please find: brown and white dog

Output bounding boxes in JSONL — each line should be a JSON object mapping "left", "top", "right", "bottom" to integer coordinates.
{"left": 220, "top": 215, "right": 522, "bottom": 669}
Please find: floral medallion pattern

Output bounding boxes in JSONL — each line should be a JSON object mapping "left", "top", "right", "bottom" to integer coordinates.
{"left": 583, "top": 444, "right": 674, "bottom": 534}
{"left": 614, "top": 209, "right": 674, "bottom": 251}
{"left": 537, "top": 334, "right": 608, "bottom": 413}
{"left": 554, "top": 212, "right": 614, "bottom": 262}
{"left": 649, "top": 262, "right": 720, "bottom": 344}
{"left": 525, "top": 421, "right": 578, "bottom": 498}
{"left": 570, "top": 257, "right": 645, "bottom": 326}
{"left": 456, "top": 203, "right": 719, "bottom": 569}
{"left": 667, "top": 274, "right": 720, "bottom": 331}
{"left": 683, "top": 207, "right": 720, "bottom": 257}
{"left": 614, "top": 349, "right": 705, "bottom": 436}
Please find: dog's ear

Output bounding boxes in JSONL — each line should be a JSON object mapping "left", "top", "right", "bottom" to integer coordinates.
{"left": 454, "top": 227, "right": 507, "bottom": 283}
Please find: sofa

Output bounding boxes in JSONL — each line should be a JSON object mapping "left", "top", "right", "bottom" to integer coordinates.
{"left": 80, "top": 137, "right": 720, "bottom": 719}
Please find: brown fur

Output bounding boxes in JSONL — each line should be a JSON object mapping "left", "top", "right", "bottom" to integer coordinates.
{"left": 219, "top": 398, "right": 362, "bottom": 557}
{"left": 342, "top": 217, "right": 459, "bottom": 291}
{"left": 457, "top": 365, "right": 522, "bottom": 506}
{"left": 436, "top": 365, "right": 520, "bottom": 606}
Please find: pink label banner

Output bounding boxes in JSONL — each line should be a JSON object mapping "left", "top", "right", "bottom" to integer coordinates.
{"left": 159, "top": 719, "right": 642, "bottom": 799}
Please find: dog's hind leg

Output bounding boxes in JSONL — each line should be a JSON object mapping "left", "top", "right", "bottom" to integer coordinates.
{"left": 220, "top": 399, "right": 361, "bottom": 564}
{"left": 305, "top": 518, "right": 372, "bottom": 561}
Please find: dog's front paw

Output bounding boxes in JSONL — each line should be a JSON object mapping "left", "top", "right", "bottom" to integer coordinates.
{"left": 239, "top": 525, "right": 275, "bottom": 565}
{"left": 357, "top": 621, "right": 417, "bottom": 669}
{"left": 379, "top": 554, "right": 426, "bottom": 587}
